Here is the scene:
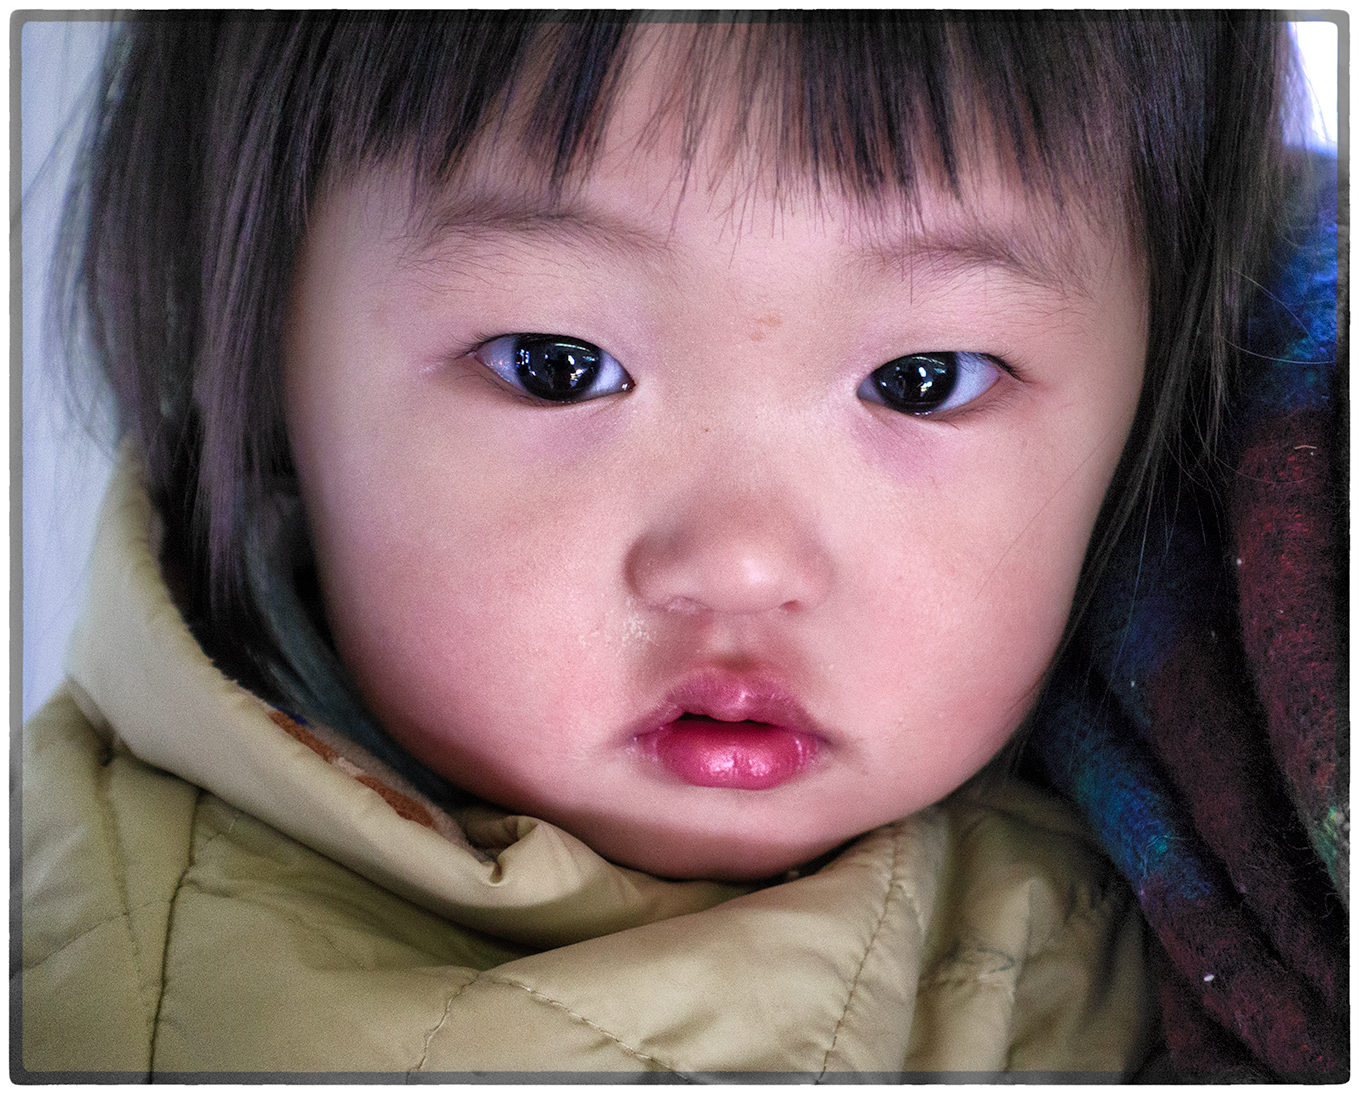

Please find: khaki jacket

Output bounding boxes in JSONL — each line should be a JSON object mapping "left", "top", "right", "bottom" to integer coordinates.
{"left": 19, "top": 459, "right": 1157, "bottom": 1078}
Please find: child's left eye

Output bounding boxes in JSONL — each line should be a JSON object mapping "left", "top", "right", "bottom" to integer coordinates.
{"left": 857, "top": 351, "right": 1004, "bottom": 416}
{"left": 475, "top": 334, "right": 633, "bottom": 403}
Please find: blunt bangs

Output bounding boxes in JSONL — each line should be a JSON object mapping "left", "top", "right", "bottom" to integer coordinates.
{"left": 63, "top": 11, "right": 1296, "bottom": 718}
{"left": 305, "top": 14, "right": 1161, "bottom": 222}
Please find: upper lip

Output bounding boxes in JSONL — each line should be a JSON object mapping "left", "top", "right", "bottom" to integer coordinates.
{"left": 627, "top": 669, "right": 827, "bottom": 741}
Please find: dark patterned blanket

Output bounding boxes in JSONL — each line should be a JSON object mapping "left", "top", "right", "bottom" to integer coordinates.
{"left": 1031, "top": 156, "right": 1346, "bottom": 1079}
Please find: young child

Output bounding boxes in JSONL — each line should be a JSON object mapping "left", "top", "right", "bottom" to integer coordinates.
{"left": 21, "top": 12, "right": 1343, "bottom": 1079}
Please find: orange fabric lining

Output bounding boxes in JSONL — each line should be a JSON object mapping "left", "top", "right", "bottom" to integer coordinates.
{"left": 268, "top": 709, "right": 437, "bottom": 830}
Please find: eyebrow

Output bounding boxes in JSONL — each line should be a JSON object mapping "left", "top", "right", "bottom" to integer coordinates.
{"left": 408, "top": 187, "right": 676, "bottom": 265}
{"left": 851, "top": 218, "right": 1098, "bottom": 296}
{"left": 408, "top": 183, "right": 1101, "bottom": 295}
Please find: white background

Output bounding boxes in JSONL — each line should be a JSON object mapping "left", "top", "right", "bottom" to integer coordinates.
{"left": 18, "top": 17, "right": 1343, "bottom": 720}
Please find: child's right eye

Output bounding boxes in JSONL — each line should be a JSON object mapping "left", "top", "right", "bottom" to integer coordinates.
{"left": 475, "top": 334, "right": 633, "bottom": 404}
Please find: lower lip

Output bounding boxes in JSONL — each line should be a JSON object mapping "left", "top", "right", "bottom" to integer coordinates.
{"left": 643, "top": 719, "right": 820, "bottom": 790}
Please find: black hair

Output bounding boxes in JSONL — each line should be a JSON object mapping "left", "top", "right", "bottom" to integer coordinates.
{"left": 57, "top": 11, "right": 1302, "bottom": 781}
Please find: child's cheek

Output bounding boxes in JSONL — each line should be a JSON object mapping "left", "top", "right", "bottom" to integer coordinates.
{"left": 302, "top": 415, "right": 638, "bottom": 779}
{"left": 841, "top": 383, "right": 1132, "bottom": 712}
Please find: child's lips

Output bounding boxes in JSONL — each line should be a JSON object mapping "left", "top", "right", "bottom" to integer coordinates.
{"left": 646, "top": 718, "right": 821, "bottom": 789}
{"left": 628, "top": 672, "right": 825, "bottom": 790}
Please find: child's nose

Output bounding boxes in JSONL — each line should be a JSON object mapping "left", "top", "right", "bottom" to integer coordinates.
{"left": 624, "top": 492, "right": 832, "bottom": 617}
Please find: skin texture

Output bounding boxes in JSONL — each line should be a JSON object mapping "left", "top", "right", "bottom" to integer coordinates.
{"left": 284, "top": 64, "right": 1148, "bottom": 881}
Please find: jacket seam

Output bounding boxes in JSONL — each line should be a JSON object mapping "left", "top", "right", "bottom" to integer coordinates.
{"left": 173, "top": 855, "right": 417, "bottom": 972}
{"left": 1002, "top": 874, "right": 1044, "bottom": 1071}
{"left": 1026, "top": 870, "right": 1125, "bottom": 963}
{"left": 1001, "top": 872, "right": 1129, "bottom": 1071}
{"left": 147, "top": 785, "right": 205, "bottom": 1075}
{"left": 410, "top": 974, "right": 478, "bottom": 1072}
{"left": 816, "top": 832, "right": 904, "bottom": 1079}
{"left": 474, "top": 972, "right": 675, "bottom": 1071}
{"left": 91, "top": 754, "right": 158, "bottom": 1030}
{"left": 93, "top": 756, "right": 134, "bottom": 928}
{"left": 168, "top": 883, "right": 370, "bottom": 969}
{"left": 21, "top": 896, "right": 171, "bottom": 973}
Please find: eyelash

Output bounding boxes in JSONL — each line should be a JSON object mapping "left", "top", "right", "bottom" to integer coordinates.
{"left": 473, "top": 333, "right": 1009, "bottom": 417}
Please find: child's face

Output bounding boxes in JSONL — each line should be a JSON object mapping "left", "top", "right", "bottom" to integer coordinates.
{"left": 285, "top": 61, "right": 1147, "bottom": 880}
